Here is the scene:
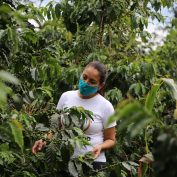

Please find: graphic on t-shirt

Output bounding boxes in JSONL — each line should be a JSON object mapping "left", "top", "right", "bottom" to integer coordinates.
{"left": 82, "top": 117, "right": 91, "bottom": 131}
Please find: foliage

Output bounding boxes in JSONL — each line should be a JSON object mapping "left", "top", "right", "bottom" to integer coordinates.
{"left": 0, "top": 70, "right": 19, "bottom": 109}
{"left": 152, "top": 126, "right": 177, "bottom": 177}
{"left": 0, "top": 0, "right": 177, "bottom": 177}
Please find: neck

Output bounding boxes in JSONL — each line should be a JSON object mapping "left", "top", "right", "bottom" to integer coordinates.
{"left": 78, "top": 91, "right": 98, "bottom": 99}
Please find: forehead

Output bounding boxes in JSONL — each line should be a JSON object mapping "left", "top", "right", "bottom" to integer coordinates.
{"left": 83, "top": 66, "right": 100, "bottom": 81}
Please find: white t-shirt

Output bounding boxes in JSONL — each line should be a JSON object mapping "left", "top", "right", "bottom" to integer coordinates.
{"left": 56, "top": 90, "right": 116, "bottom": 162}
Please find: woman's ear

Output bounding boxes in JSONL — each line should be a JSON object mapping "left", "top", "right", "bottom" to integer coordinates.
{"left": 99, "top": 82, "right": 105, "bottom": 90}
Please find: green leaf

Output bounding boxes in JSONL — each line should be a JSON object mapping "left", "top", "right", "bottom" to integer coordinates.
{"left": 55, "top": 4, "right": 61, "bottom": 18}
{"left": 0, "top": 151, "right": 15, "bottom": 165}
{"left": 35, "top": 123, "right": 49, "bottom": 132}
{"left": 162, "top": 78, "right": 177, "bottom": 100}
{"left": 22, "top": 171, "right": 36, "bottom": 177}
{"left": 0, "top": 143, "right": 9, "bottom": 151}
{"left": 37, "top": 86, "right": 53, "bottom": 98}
{"left": 0, "top": 125, "right": 13, "bottom": 141}
{"left": 128, "top": 161, "right": 139, "bottom": 167}
{"left": 68, "top": 161, "right": 78, "bottom": 177}
{"left": 110, "top": 163, "right": 121, "bottom": 177}
{"left": 108, "top": 101, "right": 155, "bottom": 137}
{"left": 0, "top": 3, "right": 13, "bottom": 14}
{"left": 73, "top": 127, "right": 84, "bottom": 136}
{"left": 145, "top": 80, "right": 162, "bottom": 113}
{"left": 125, "top": 33, "right": 136, "bottom": 51}
{"left": 122, "top": 162, "right": 131, "bottom": 171}
{"left": 9, "top": 119, "right": 24, "bottom": 151}
{"left": 47, "top": 4, "right": 53, "bottom": 20}
{"left": 0, "top": 71, "right": 20, "bottom": 85}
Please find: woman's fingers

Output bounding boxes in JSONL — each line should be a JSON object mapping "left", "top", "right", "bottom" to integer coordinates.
{"left": 93, "top": 150, "right": 99, "bottom": 159}
{"left": 92, "top": 145, "right": 102, "bottom": 159}
{"left": 38, "top": 140, "right": 43, "bottom": 150}
{"left": 32, "top": 140, "right": 45, "bottom": 154}
{"left": 32, "top": 141, "right": 38, "bottom": 154}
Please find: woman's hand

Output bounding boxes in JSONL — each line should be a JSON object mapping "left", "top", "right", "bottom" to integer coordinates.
{"left": 32, "top": 139, "right": 46, "bottom": 154}
{"left": 92, "top": 127, "right": 116, "bottom": 159}
{"left": 92, "top": 144, "right": 102, "bottom": 159}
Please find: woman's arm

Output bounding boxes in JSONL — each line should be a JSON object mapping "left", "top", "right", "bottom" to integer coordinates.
{"left": 92, "top": 127, "right": 116, "bottom": 159}
{"left": 32, "top": 93, "right": 64, "bottom": 154}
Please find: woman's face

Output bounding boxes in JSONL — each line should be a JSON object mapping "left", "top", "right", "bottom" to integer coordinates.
{"left": 82, "top": 66, "right": 101, "bottom": 87}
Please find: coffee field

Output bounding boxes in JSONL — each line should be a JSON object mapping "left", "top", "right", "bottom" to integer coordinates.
{"left": 0, "top": 0, "right": 177, "bottom": 176}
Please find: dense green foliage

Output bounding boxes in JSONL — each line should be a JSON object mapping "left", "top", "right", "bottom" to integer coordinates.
{"left": 1, "top": 0, "right": 177, "bottom": 176}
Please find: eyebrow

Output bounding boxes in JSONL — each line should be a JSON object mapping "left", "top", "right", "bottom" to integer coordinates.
{"left": 83, "top": 74, "right": 97, "bottom": 83}
{"left": 90, "top": 79, "right": 96, "bottom": 82}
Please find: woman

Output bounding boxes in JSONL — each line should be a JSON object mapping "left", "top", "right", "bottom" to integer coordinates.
{"left": 32, "top": 61, "right": 116, "bottom": 170}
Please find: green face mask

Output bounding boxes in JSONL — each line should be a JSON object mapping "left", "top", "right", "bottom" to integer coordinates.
{"left": 78, "top": 79, "right": 98, "bottom": 96}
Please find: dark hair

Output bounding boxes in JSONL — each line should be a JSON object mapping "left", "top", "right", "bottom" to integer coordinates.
{"left": 86, "top": 61, "right": 107, "bottom": 96}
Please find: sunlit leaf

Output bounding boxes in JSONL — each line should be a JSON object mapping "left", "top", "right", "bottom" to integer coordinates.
{"left": 145, "top": 80, "right": 162, "bottom": 113}
{"left": 162, "top": 78, "right": 177, "bottom": 100}
{"left": 0, "top": 71, "right": 20, "bottom": 85}
{"left": 9, "top": 119, "right": 24, "bottom": 151}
